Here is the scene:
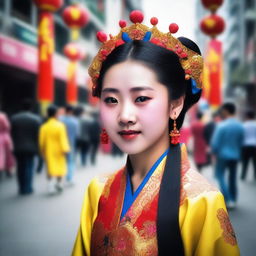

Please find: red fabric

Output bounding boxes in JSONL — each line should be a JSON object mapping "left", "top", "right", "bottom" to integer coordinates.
{"left": 190, "top": 121, "right": 207, "bottom": 165}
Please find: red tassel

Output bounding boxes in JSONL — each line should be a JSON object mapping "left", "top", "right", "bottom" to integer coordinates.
{"left": 169, "top": 119, "right": 180, "bottom": 145}
{"left": 100, "top": 128, "right": 109, "bottom": 144}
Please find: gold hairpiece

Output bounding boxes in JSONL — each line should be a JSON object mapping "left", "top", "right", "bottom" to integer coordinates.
{"left": 89, "top": 10, "right": 203, "bottom": 96}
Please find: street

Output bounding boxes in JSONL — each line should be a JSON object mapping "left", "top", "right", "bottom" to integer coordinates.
{"left": 0, "top": 152, "right": 255, "bottom": 256}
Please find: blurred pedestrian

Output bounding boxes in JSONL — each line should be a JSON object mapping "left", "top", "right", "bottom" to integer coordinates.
{"left": 39, "top": 105, "right": 70, "bottom": 195}
{"left": 60, "top": 105, "right": 79, "bottom": 184}
{"left": 11, "top": 99, "right": 41, "bottom": 195}
{"left": 77, "top": 108, "right": 92, "bottom": 167}
{"left": 190, "top": 111, "right": 208, "bottom": 171}
{"left": 88, "top": 112, "right": 101, "bottom": 165}
{"left": 204, "top": 111, "right": 220, "bottom": 146}
{"left": 241, "top": 109, "right": 256, "bottom": 180}
{"left": 0, "top": 112, "right": 14, "bottom": 180}
{"left": 211, "top": 103, "right": 244, "bottom": 209}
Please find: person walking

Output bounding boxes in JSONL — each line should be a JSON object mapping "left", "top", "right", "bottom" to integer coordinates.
{"left": 0, "top": 112, "right": 14, "bottom": 180}
{"left": 241, "top": 109, "right": 256, "bottom": 180}
{"left": 59, "top": 105, "right": 79, "bottom": 184}
{"left": 39, "top": 105, "right": 70, "bottom": 194}
{"left": 11, "top": 100, "right": 41, "bottom": 195}
{"left": 190, "top": 112, "right": 208, "bottom": 171}
{"left": 211, "top": 103, "right": 244, "bottom": 209}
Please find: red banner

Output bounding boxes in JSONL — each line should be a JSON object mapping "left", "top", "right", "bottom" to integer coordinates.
{"left": 67, "top": 61, "right": 77, "bottom": 104}
{"left": 38, "top": 11, "right": 54, "bottom": 102}
{"left": 203, "top": 39, "right": 223, "bottom": 107}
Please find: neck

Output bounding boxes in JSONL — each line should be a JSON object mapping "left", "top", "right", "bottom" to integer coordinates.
{"left": 128, "top": 132, "right": 169, "bottom": 179}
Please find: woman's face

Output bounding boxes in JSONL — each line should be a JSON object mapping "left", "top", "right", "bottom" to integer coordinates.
{"left": 100, "top": 61, "right": 171, "bottom": 155}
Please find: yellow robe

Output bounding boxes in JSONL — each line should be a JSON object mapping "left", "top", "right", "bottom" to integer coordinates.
{"left": 39, "top": 118, "right": 70, "bottom": 177}
{"left": 72, "top": 145, "right": 240, "bottom": 256}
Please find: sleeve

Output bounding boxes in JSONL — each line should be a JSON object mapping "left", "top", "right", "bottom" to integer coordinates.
{"left": 181, "top": 191, "right": 240, "bottom": 256}
{"left": 72, "top": 178, "right": 103, "bottom": 256}
{"left": 60, "top": 124, "right": 70, "bottom": 153}
{"left": 210, "top": 125, "right": 222, "bottom": 154}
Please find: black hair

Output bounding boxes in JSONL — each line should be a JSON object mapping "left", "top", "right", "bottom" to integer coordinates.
{"left": 47, "top": 104, "right": 58, "bottom": 118}
{"left": 196, "top": 111, "right": 203, "bottom": 120}
{"left": 245, "top": 109, "right": 255, "bottom": 119}
{"left": 96, "top": 38, "right": 202, "bottom": 130}
{"left": 22, "top": 99, "right": 33, "bottom": 111}
{"left": 65, "top": 104, "right": 74, "bottom": 113}
{"left": 221, "top": 102, "right": 236, "bottom": 115}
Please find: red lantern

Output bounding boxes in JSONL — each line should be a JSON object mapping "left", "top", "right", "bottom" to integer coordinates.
{"left": 62, "top": 3, "right": 89, "bottom": 40}
{"left": 200, "top": 14, "right": 225, "bottom": 38}
{"left": 201, "top": 0, "right": 223, "bottom": 13}
{"left": 64, "top": 43, "right": 82, "bottom": 61}
{"left": 32, "top": 0, "right": 63, "bottom": 11}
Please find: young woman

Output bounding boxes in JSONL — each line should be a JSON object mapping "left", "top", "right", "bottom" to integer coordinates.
{"left": 72, "top": 11, "right": 240, "bottom": 256}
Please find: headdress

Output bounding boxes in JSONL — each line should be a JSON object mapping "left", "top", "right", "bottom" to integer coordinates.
{"left": 89, "top": 10, "right": 203, "bottom": 96}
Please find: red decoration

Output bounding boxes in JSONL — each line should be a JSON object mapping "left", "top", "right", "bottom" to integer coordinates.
{"left": 63, "top": 43, "right": 82, "bottom": 61}
{"left": 150, "top": 17, "right": 158, "bottom": 26}
{"left": 119, "top": 20, "right": 127, "bottom": 28}
{"left": 129, "top": 10, "right": 144, "bottom": 24}
{"left": 32, "top": 0, "right": 63, "bottom": 11}
{"left": 96, "top": 31, "right": 108, "bottom": 42}
{"left": 169, "top": 23, "right": 179, "bottom": 34}
{"left": 169, "top": 120, "right": 180, "bottom": 145}
{"left": 62, "top": 4, "right": 89, "bottom": 28}
{"left": 200, "top": 14, "right": 225, "bottom": 38}
{"left": 100, "top": 129, "right": 109, "bottom": 144}
{"left": 201, "top": 0, "right": 224, "bottom": 13}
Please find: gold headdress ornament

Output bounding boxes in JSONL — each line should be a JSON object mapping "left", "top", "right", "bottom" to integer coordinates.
{"left": 89, "top": 10, "right": 203, "bottom": 96}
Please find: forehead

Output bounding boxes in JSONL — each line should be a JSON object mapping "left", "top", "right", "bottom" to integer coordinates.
{"left": 102, "top": 61, "right": 159, "bottom": 89}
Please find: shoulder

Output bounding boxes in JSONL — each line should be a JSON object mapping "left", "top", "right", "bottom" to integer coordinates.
{"left": 181, "top": 168, "right": 220, "bottom": 205}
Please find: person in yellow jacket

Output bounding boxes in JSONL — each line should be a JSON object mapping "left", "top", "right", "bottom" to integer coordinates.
{"left": 39, "top": 105, "right": 70, "bottom": 194}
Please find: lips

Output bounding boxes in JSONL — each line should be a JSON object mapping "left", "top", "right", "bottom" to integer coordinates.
{"left": 118, "top": 130, "right": 141, "bottom": 140}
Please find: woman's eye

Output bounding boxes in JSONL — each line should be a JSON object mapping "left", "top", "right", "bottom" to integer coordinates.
{"left": 104, "top": 97, "right": 118, "bottom": 104}
{"left": 135, "top": 96, "right": 151, "bottom": 103}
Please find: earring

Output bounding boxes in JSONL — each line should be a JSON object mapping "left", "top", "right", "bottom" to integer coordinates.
{"left": 169, "top": 118, "right": 180, "bottom": 145}
{"left": 100, "top": 128, "right": 109, "bottom": 144}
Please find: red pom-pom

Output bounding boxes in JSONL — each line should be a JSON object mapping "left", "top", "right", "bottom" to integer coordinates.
{"left": 115, "top": 39, "right": 125, "bottom": 47}
{"left": 130, "top": 10, "right": 144, "bottom": 23}
{"left": 150, "top": 17, "right": 158, "bottom": 26}
{"left": 180, "top": 52, "right": 188, "bottom": 58}
{"left": 96, "top": 31, "right": 107, "bottom": 42}
{"left": 119, "top": 20, "right": 127, "bottom": 28}
{"left": 169, "top": 23, "right": 179, "bottom": 33}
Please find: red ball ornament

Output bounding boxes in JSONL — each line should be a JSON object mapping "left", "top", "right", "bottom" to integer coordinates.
{"left": 96, "top": 31, "right": 107, "bottom": 42}
{"left": 63, "top": 43, "right": 82, "bottom": 61}
{"left": 169, "top": 23, "right": 179, "bottom": 34}
{"left": 201, "top": 0, "right": 223, "bottom": 13}
{"left": 119, "top": 20, "right": 127, "bottom": 28}
{"left": 130, "top": 10, "right": 144, "bottom": 24}
{"left": 200, "top": 14, "right": 225, "bottom": 38}
{"left": 150, "top": 17, "right": 158, "bottom": 26}
{"left": 33, "top": 0, "right": 63, "bottom": 12}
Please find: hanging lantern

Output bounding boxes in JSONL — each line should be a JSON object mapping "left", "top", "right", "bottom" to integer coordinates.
{"left": 201, "top": 0, "right": 224, "bottom": 13}
{"left": 62, "top": 3, "right": 89, "bottom": 41}
{"left": 33, "top": 0, "right": 63, "bottom": 11}
{"left": 64, "top": 43, "right": 83, "bottom": 61}
{"left": 200, "top": 14, "right": 225, "bottom": 38}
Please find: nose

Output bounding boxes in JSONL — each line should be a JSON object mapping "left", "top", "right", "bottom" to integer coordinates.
{"left": 118, "top": 102, "right": 136, "bottom": 126}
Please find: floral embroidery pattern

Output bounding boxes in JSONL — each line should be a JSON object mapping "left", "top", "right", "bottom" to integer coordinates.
{"left": 217, "top": 208, "right": 237, "bottom": 246}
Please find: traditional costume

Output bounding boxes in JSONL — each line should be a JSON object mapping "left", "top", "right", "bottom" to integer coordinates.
{"left": 72, "top": 144, "right": 239, "bottom": 256}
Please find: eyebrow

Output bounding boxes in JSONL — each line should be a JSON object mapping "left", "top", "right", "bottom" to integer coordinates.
{"left": 102, "top": 86, "right": 155, "bottom": 93}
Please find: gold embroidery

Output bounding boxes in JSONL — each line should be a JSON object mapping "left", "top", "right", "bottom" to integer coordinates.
{"left": 217, "top": 208, "right": 237, "bottom": 246}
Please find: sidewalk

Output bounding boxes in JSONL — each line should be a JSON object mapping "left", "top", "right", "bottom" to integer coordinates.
{"left": 0, "top": 153, "right": 255, "bottom": 256}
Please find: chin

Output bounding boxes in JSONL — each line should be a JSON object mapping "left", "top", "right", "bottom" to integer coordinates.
{"left": 113, "top": 140, "right": 148, "bottom": 155}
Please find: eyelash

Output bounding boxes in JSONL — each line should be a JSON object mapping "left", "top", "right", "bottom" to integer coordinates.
{"left": 103, "top": 96, "right": 152, "bottom": 104}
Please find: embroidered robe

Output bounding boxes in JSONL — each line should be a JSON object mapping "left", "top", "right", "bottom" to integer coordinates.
{"left": 72, "top": 144, "right": 240, "bottom": 256}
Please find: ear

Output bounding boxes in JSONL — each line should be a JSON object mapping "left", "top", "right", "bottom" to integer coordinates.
{"left": 169, "top": 95, "right": 185, "bottom": 120}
